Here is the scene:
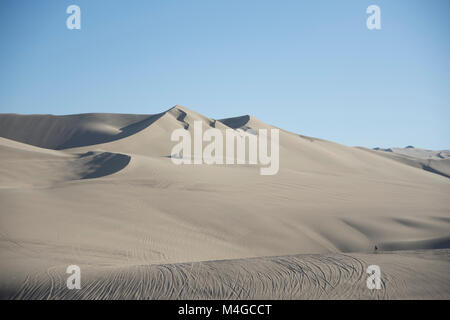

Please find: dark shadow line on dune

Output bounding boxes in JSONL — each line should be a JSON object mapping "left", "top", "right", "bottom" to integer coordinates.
{"left": 170, "top": 107, "right": 189, "bottom": 129}
{"left": 380, "top": 236, "right": 450, "bottom": 251}
{"left": 421, "top": 164, "right": 450, "bottom": 179}
{"left": 218, "top": 115, "right": 250, "bottom": 129}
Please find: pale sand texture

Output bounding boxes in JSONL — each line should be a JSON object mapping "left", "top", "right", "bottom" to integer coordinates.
{"left": 0, "top": 105, "right": 449, "bottom": 299}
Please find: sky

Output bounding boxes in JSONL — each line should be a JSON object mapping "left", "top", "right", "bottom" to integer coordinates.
{"left": 0, "top": 0, "right": 449, "bottom": 149}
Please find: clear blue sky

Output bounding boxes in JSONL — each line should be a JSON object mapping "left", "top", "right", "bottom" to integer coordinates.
{"left": 1, "top": 0, "right": 449, "bottom": 149}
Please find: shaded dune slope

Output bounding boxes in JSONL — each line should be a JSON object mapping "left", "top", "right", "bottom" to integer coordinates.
{"left": 0, "top": 112, "right": 164, "bottom": 149}
{"left": 0, "top": 138, "right": 130, "bottom": 186}
{"left": 77, "top": 151, "right": 131, "bottom": 180}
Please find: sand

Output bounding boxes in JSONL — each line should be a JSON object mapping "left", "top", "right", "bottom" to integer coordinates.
{"left": 0, "top": 105, "right": 449, "bottom": 299}
{"left": 366, "top": 147, "right": 450, "bottom": 178}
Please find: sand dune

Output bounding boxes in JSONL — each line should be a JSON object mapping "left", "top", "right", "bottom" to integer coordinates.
{"left": 0, "top": 113, "right": 164, "bottom": 149}
{"left": 364, "top": 147, "right": 450, "bottom": 178}
{"left": 0, "top": 138, "right": 131, "bottom": 187}
{"left": 7, "top": 250, "right": 449, "bottom": 300}
{"left": 0, "top": 105, "right": 449, "bottom": 299}
{"left": 373, "top": 146, "right": 450, "bottom": 160}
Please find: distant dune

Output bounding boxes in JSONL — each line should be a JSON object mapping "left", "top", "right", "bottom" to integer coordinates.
{"left": 373, "top": 146, "right": 450, "bottom": 160}
{"left": 0, "top": 105, "right": 449, "bottom": 299}
{"left": 366, "top": 146, "right": 450, "bottom": 178}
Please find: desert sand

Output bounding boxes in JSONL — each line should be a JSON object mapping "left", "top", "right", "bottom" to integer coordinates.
{"left": 0, "top": 105, "right": 449, "bottom": 299}
{"left": 367, "top": 146, "right": 450, "bottom": 178}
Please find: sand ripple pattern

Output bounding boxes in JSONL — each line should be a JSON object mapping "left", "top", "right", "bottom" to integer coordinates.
{"left": 10, "top": 250, "right": 450, "bottom": 300}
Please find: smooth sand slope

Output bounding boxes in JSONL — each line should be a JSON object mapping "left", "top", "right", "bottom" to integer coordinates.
{"left": 0, "top": 105, "right": 449, "bottom": 299}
